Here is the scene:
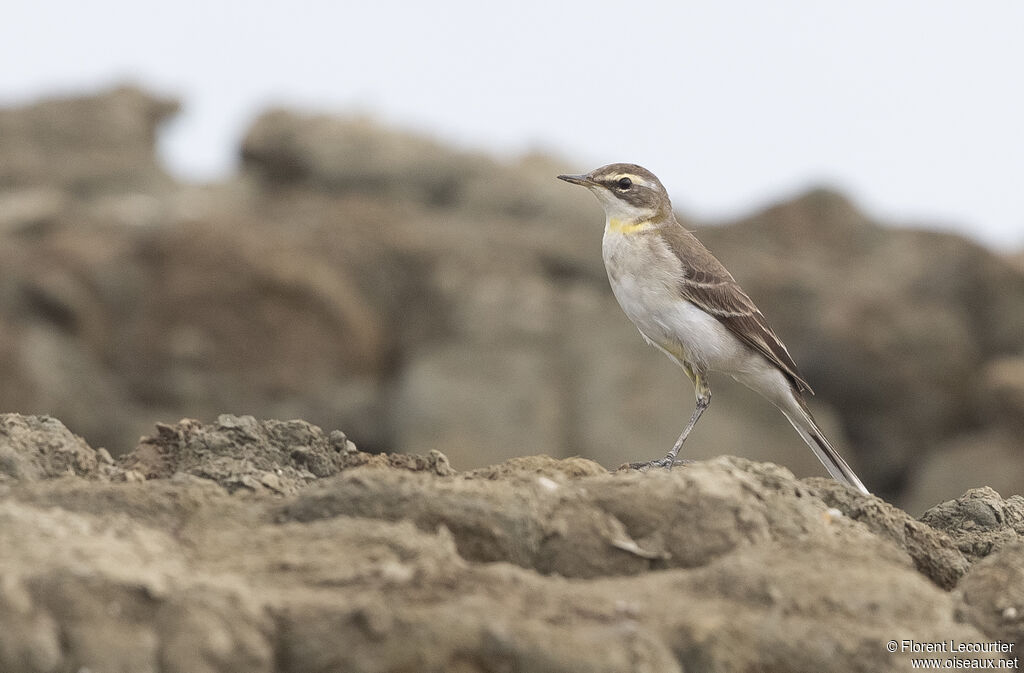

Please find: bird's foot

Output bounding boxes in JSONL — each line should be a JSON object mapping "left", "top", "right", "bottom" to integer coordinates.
{"left": 626, "top": 457, "right": 694, "bottom": 471}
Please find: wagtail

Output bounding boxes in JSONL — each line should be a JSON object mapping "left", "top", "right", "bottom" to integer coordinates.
{"left": 558, "top": 163, "right": 869, "bottom": 494}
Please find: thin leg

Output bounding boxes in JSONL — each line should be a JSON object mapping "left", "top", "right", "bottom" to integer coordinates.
{"left": 629, "top": 370, "right": 711, "bottom": 471}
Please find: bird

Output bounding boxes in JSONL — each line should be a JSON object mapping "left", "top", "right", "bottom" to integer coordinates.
{"left": 558, "top": 163, "right": 869, "bottom": 494}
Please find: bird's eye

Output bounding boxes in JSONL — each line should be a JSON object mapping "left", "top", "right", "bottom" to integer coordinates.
{"left": 617, "top": 177, "right": 633, "bottom": 190}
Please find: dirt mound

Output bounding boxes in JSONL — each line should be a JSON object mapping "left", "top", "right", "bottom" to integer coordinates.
{"left": 121, "top": 415, "right": 451, "bottom": 495}
{"left": 957, "top": 542, "right": 1024, "bottom": 651}
{"left": 1, "top": 413, "right": 1020, "bottom": 672}
{"left": 0, "top": 414, "right": 108, "bottom": 481}
{"left": 920, "top": 486, "right": 1024, "bottom": 562}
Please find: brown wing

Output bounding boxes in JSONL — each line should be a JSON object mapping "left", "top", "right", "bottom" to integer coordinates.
{"left": 662, "top": 225, "right": 814, "bottom": 394}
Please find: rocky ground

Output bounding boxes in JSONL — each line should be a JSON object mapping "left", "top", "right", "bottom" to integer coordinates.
{"left": 1, "top": 413, "right": 1022, "bottom": 672}
{"left": 2, "top": 88, "right": 1023, "bottom": 512}
{"left": 1, "top": 87, "right": 1023, "bottom": 670}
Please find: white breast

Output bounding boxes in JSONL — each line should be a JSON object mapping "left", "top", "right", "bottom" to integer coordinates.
{"left": 602, "top": 228, "right": 749, "bottom": 373}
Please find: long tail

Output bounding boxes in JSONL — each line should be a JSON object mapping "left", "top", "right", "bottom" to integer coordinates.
{"left": 781, "top": 400, "right": 870, "bottom": 495}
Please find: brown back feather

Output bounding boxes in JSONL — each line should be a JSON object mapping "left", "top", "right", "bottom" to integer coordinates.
{"left": 659, "top": 222, "right": 813, "bottom": 394}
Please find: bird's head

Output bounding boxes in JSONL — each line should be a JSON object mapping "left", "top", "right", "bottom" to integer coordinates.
{"left": 558, "top": 163, "right": 672, "bottom": 223}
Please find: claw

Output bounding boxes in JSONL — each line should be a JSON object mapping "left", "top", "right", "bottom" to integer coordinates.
{"left": 627, "top": 457, "right": 691, "bottom": 471}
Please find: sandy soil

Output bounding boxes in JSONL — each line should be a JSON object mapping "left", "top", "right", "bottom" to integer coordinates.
{"left": 1, "top": 413, "right": 1022, "bottom": 672}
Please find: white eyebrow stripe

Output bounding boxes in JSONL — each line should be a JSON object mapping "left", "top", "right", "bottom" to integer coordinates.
{"left": 611, "top": 173, "right": 656, "bottom": 189}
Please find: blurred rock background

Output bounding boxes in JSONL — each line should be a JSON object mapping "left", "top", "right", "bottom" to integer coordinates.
{"left": 1, "top": 86, "right": 1022, "bottom": 511}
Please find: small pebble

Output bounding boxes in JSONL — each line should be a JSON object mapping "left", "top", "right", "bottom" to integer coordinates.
{"left": 537, "top": 476, "right": 559, "bottom": 492}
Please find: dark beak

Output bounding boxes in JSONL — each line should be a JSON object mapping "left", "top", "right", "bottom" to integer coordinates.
{"left": 557, "top": 173, "right": 593, "bottom": 186}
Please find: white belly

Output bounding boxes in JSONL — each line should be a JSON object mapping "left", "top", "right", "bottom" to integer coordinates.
{"left": 602, "top": 229, "right": 749, "bottom": 373}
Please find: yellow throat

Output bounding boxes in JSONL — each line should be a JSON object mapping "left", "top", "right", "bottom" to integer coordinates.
{"left": 606, "top": 218, "right": 654, "bottom": 235}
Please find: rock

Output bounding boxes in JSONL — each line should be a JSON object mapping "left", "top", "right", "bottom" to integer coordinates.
{"left": 2, "top": 89, "right": 1024, "bottom": 511}
{"left": 2, "top": 322, "right": 144, "bottom": 457}
{"left": 920, "top": 487, "right": 1024, "bottom": 562}
{"left": 810, "top": 477, "right": 971, "bottom": 588}
{"left": 121, "top": 415, "right": 454, "bottom": 494}
{"left": 0, "top": 188, "right": 66, "bottom": 236}
{"left": 466, "top": 454, "right": 608, "bottom": 480}
{"left": 956, "top": 542, "right": 1024, "bottom": 651}
{"left": 0, "top": 414, "right": 101, "bottom": 481}
{"left": 0, "top": 493, "right": 274, "bottom": 673}
{"left": 239, "top": 110, "right": 591, "bottom": 228}
{"left": 276, "top": 455, "right": 910, "bottom": 579}
{"left": 0, "top": 85, "right": 177, "bottom": 194}
{"left": 0, "top": 415, "right": 1003, "bottom": 672}
{"left": 240, "top": 109, "right": 489, "bottom": 205}
{"left": 1, "top": 216, "right": 396, "bottom": 454}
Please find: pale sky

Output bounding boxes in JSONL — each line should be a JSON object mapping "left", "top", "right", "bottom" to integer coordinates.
{"left": 3, "top": 0, "right": 1022, "bottom": 248}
